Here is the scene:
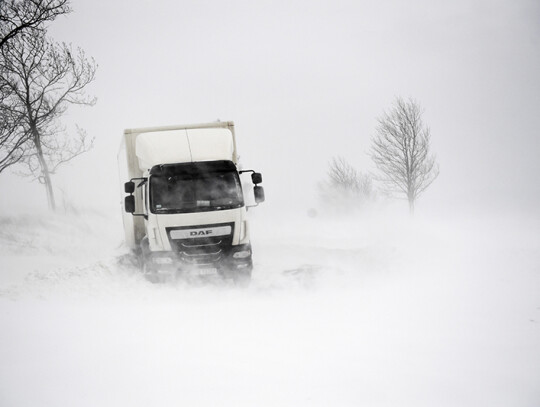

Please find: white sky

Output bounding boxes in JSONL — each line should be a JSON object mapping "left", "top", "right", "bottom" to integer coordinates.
{"left": 1, "top": 0, "right": 539, "bottom": 215}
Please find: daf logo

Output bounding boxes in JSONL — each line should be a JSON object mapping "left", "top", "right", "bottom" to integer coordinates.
{"left": 170, "top": 225, "right": 231, "bottom": 240}
{"left": 190, "top": 230, "right": 213, "bottom": 236}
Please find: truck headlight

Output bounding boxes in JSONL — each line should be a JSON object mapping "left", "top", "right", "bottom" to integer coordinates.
{"left": 233, "top": 250, "right": 251, "bottom": 259}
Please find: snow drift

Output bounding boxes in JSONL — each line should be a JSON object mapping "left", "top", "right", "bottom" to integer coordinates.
{"left": 0, "top": 209, "right": 539, "bottom": 407}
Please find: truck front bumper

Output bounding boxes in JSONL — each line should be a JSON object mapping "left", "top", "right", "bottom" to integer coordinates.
{"left": 144, "top": 243, "right": 253, "bottom": 278}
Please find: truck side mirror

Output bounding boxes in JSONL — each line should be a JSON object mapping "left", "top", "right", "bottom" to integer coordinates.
{"left": 254, "top": 186, "right": 265, "bottom": 204}
{"left": 125, "top": 195, "right": 135, "bottom": 213}
{"left": 125, "top": 181, "right": 135, "bottom": 194}
{"left": 251, "top": 172, "right": 262, "bottom": 185}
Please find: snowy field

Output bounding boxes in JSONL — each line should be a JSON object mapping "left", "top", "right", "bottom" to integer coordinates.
{"left": 1, "top": 209, "right": 539, "bottom": 407}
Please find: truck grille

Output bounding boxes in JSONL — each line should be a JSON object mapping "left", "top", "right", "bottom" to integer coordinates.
{"left": 166, "top": 223, "right": 234, "bottom": 267}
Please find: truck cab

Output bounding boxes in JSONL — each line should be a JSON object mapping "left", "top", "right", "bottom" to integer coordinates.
{"left": 118, "top": 121, "right": 264, "bottom": 283}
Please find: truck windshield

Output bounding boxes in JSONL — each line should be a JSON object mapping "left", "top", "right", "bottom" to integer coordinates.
{"left": 150, "top": 170, "right": 244, "bottom": 214}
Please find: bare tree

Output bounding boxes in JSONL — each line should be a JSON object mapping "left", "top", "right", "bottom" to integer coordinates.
{"left": 319, "top": 156, "right": 375, "bottom": 212}
{"left": 0, "top": 105, "right": 27, "bottom": 172}
{"left": 0, "top": 0, "right": 71, "bottom": 174}
{"left": 370, "top": 97, "right": 439, "bottom": 214}
{"left": 0, "top": 30, "right": 96, "bottom": 210}
{"left": 0, "top": 0, "right": 71, "bottom": 49}
{"left": 327, "top": 156, "right": 360, "bottom": 191}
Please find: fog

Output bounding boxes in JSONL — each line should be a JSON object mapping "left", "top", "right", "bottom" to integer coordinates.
{"left": 1, "top": 1, "right": 540, "bottom": 406}
{"left": 1, "top": 209, "right": 539, "bottom": 406}
{"left": 1, "top": 0, "right": 539, "bottom": 215}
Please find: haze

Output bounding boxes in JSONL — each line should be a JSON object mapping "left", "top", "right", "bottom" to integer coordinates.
{"left": 1, "top": 1, "right": 540, "bottom": 406}
{"left": 0, "top": 0, "right": 539, "bottom": 215}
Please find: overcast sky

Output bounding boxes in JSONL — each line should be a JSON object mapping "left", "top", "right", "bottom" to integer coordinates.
{"left": 1, "top": 0, "right": 539, "bottom": 216}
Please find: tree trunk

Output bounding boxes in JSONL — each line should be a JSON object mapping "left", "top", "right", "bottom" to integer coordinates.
{"left": 39, "top": 156, "right": 56, "bottom": 211}
{"left": 31, "top": 126, "right": 56, "bottom": 211}
{"left": 408, "top": 196, "right": 415, "bottom": 216}
{"left": 407, "top": 182, "right": 415, "bottom": 216}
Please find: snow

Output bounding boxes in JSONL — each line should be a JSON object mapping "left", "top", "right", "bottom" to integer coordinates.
{"left": 0, "top": 209, "right": 539, "bottom": 406}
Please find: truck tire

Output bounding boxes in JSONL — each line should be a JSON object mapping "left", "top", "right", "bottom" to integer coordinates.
{"left": 231, "top": 268, "right": 252, "bottom": 287}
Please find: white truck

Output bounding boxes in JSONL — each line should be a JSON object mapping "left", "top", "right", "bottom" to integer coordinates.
{"left": 118, "top": 121, "right": 264, "bottom": 283}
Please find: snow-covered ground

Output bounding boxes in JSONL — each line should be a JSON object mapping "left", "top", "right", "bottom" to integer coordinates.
{"left": 1, "top": 209, "right": 539, "bottom": 406}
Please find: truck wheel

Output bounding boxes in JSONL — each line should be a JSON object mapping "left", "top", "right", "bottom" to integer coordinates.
{"left": 232, "top": 270, "right": 251, "bottom": 287}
